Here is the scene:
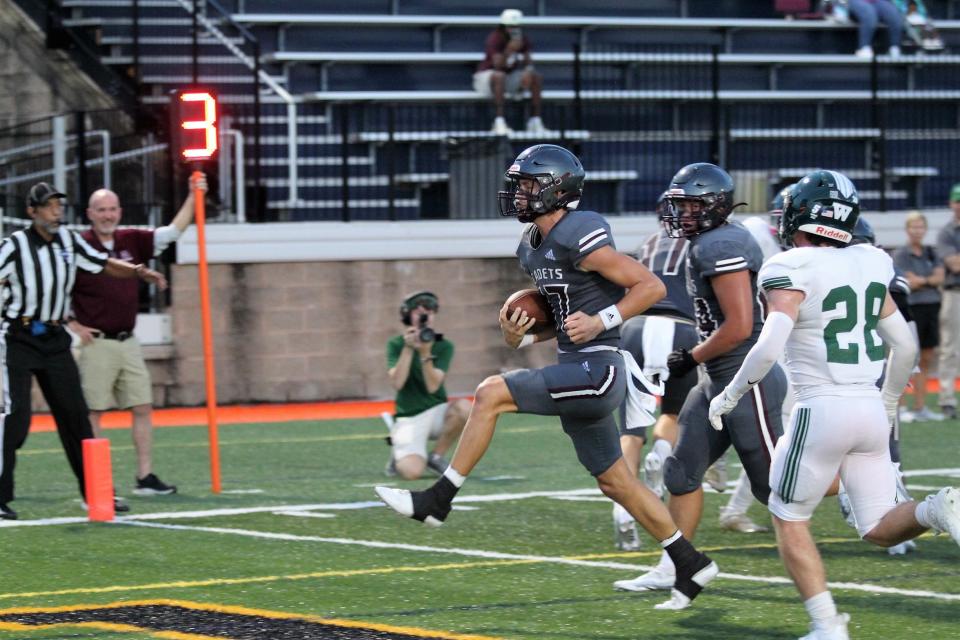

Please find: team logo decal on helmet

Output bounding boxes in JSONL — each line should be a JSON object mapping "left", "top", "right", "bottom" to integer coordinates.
{"left": 659, "top": 163, "right": 741, "bottom": 238}
{"left": 498, "top": 144, "right": 585, "bottom": 223}
{"left": 779, "top": 169, "right": 860, "bottom": 247}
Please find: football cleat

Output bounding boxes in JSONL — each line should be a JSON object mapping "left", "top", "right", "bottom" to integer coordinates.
{"left": 923, "top": 487, "right": 960, "bottom": 546}
{"left": 643, "top": 450, "right": 665, "bottom": 499}
{"left": 426, "top": 452, "right": 449, "bottom": 476}
{"left": 704, "top": 458, "right": 728, "bottom": 493}
{"left": 887, "top": 539, "right": 918, "bottom": 556}
{"left": 719, "top": 511, "right": 770, "bottom": 533}
{"left": 612, "top": 503, "right": 641, "bottom": 551}
{"left": 837, "top": 486, "right": 857, "bottom": 529}
{"left": 613, "top": 565, "right": 675, "bottom": 592}
{"left": 375, "top": 484, "right": 451, "bottom": 528}
{"left": 800, "top": 613, "right": 850, "bottom": 640}
{"left": 654, "top": 556, "right": 719, "bottom": 611}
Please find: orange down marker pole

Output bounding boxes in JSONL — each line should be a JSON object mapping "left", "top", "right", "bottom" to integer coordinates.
{"left": 82, "top": 438, "right": 115, "bottom": 521}
{"left": 193, "top": 169, "right": 222, "bottom": 493}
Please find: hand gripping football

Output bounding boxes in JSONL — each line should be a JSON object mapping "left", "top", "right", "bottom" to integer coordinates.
{"left": 505, "top": 288, "right": 554, "bottom": 332}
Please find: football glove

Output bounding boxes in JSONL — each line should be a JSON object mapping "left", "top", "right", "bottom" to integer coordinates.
{"left": 708, "top": 388, "right": 739, "bottom": 431}
{"left": 667, "top": 347, "right": 698, "bottom": 378}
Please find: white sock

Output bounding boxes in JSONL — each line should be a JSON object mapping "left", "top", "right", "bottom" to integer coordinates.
{"left": 723, "top": 472, "right": 754, "bottom": 517}
{"left": 804, "top": 591, "right": 838, "bottom": 626}
{"left": 652, "top": 438, "right": 672, "bottom": 461}
{"left": 915, "top": 499, "right": 932, "bottom": 529}
{"left": 443, "top": 466, "right": 466, "bottom": 488}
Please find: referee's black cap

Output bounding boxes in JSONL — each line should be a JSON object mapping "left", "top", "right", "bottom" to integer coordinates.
{"left": 26, "top": 182, "right": 67, "bottom": 208}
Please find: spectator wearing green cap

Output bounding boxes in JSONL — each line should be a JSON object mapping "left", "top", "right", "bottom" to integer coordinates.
{"left": 935, "top": 184, "right": 960, "bottom": 419}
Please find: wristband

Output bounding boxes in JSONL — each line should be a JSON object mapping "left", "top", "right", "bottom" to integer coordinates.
{"left": 517, "top": 334, "right": 535, "bottom": 349}
{"left": 599, "top": 305, "right": 623, "bottom": 330}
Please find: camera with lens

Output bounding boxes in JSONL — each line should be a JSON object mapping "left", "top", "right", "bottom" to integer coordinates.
{"left": 417, "top": 313, "right": 438, "bottom": 343}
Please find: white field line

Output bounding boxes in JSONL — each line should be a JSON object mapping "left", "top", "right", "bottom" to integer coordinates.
{"left": 903, "top": 468, "right": 960, "bottom": 478}
{"left": 3, "top": 468, "right": 959, "bottom": 529}
{"left": 0, "top": 488, "right": 602, "bottom": 528}
{"left": 118, "top": 519, "right": 960, "bottom": 603}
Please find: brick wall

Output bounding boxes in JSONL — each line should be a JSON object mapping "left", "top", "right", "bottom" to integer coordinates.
{"left": 163, "top": 258, "right": 557, "bottom": 406}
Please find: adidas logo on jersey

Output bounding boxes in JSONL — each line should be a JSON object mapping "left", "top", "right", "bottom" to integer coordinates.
{"left": 545, "top": 249, "right": 557, "bottom": 261}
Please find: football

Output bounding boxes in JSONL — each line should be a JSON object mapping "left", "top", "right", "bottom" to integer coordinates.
{"left": 505, "top": 288, "right": 554, "bottom": 332}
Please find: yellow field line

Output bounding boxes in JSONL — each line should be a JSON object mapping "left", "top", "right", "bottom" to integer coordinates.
{"left": 0, "top": 535, "right": 890, "bottom": 603}
{"left": 0, "top": 620, "right": 221, "bottom": 639}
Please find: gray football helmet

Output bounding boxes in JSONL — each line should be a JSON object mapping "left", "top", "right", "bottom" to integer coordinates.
{"left": 498, "top": 144, "right": 585, "bottom": 223}
{"left": 660, "top": 163, "right": 739, "bottom": 238}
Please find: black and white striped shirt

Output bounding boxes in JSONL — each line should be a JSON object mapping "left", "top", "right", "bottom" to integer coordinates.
{"left": 0, "top": 227, "right": 108, "bottom": 323}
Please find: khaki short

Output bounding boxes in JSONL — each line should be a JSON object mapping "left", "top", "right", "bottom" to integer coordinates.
{"left": 77, "top": 336, "right": 153, "bottom": 410}
{"left": 391, "top": 402, "right": 449, "bottom": 461}
{"left": 472, "top": 68, "right": 526, "bottom": 98}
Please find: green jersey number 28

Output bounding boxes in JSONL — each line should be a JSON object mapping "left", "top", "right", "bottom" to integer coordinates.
{"left": 822, "top": 282, "right": 887, "bottom": 364}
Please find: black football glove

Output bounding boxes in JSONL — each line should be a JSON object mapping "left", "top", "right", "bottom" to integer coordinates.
{"left": 667, "top": 347, "right": 698, "bottom": 378}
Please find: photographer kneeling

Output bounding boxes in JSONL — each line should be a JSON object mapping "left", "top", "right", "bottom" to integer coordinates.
{"left": 386, "top": 291, "right": 471, "bottom": 480}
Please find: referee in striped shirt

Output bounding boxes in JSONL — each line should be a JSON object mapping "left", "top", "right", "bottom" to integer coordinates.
{"left": 0, "top": 182, "right": 167, "bottom": 520}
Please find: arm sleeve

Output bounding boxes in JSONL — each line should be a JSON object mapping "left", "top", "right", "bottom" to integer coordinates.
{"left": 877, "top": 310, "right": 918, "bottom": 412}
{"left": 432, "top": 340, "right": 454, "bottom": 372}
{"left": 71, "top": 230, "right": 108, "bottom": 273}
{"left": 723, "top": 311, "right": 795, "bottom": 400}
{"left": 153, "top": 224, "right": 180, "bottom": 255}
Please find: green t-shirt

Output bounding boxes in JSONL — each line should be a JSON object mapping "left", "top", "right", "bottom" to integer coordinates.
{"left": 386, "top": 335, "right": 455, "bottom": 418}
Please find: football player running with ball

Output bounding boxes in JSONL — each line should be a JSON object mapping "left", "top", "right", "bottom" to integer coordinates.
{"left": 376, "top": 144, "right": 718, "bottom": 611}
{"left": 709, "top": 170, "right": 960, "bottom": 640}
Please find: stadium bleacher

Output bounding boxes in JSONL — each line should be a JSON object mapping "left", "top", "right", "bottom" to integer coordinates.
{"left": 30, "top": 0, "right": 960, "bottom": 219}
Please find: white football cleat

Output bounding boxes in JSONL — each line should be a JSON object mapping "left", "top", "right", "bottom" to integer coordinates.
{"left": 612, "top": 503, "right": 642, "bottom": 551}
{"left": 643, "top": 450, "right": 665, "bottom": 499}
{"left": 719, "top": 511, "right": 770, "bottom": 533}
{"left": 800, "top": 613, "right": 850, "bottom": 640}
{"left": 652, "top": 559, "right": 719, "bottom": 611}
{"left": 887, "top": 539, "right": 918, "bottom": 556}
{"left": 613, "top": 565, "right": 675, "bottom": 592}
{"left": 924, "top": 487, "right": 960, "bottom": 545}
{"left": 704, "top": 458, "right": 728, "bottom": 493}
{"left": 654, "top": 588, "right": 692, "bottom": 610}
{"left": 376, "top": 486, "right": 414, "bottom": 517}
{"left": 374, "top": 486, "right": 447, "bottom": 527}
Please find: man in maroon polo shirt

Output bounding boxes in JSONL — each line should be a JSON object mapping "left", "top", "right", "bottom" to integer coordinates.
{"left": 68, "top": 174, "right": 206, "bottom": 496}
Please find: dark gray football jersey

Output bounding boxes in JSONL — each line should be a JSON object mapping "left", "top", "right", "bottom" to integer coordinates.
{"left": 516, "top": 210, "right": 624, "bottom": 352}
{"left": 635, "top": 229, "right": 694, "bottom": 322}
{"left": 686, "top": 220, "right": 765, "bottom": 377}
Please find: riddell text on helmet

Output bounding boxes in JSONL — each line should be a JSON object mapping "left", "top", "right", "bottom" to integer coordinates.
{"left": 814, "top": 225, "right": 851, "bottom": 241}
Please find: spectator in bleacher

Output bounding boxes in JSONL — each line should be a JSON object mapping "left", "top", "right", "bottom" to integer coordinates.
{"left": 385, "top": 291, "right": 470, "bottom": 480}
{"left": 472, "top": 9, "right": 546, "bottom": 136}
{"left": 846, "top": 0, "right": 904, "bottom": 58}
{"left": 894, "top": 212, "right": 945, "bottom": 422}
{"left": 894, "top": 0, "right": 945, "bottom": 51}
{"left": 936, "top": 184, "right": 960, "bottom": 420}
